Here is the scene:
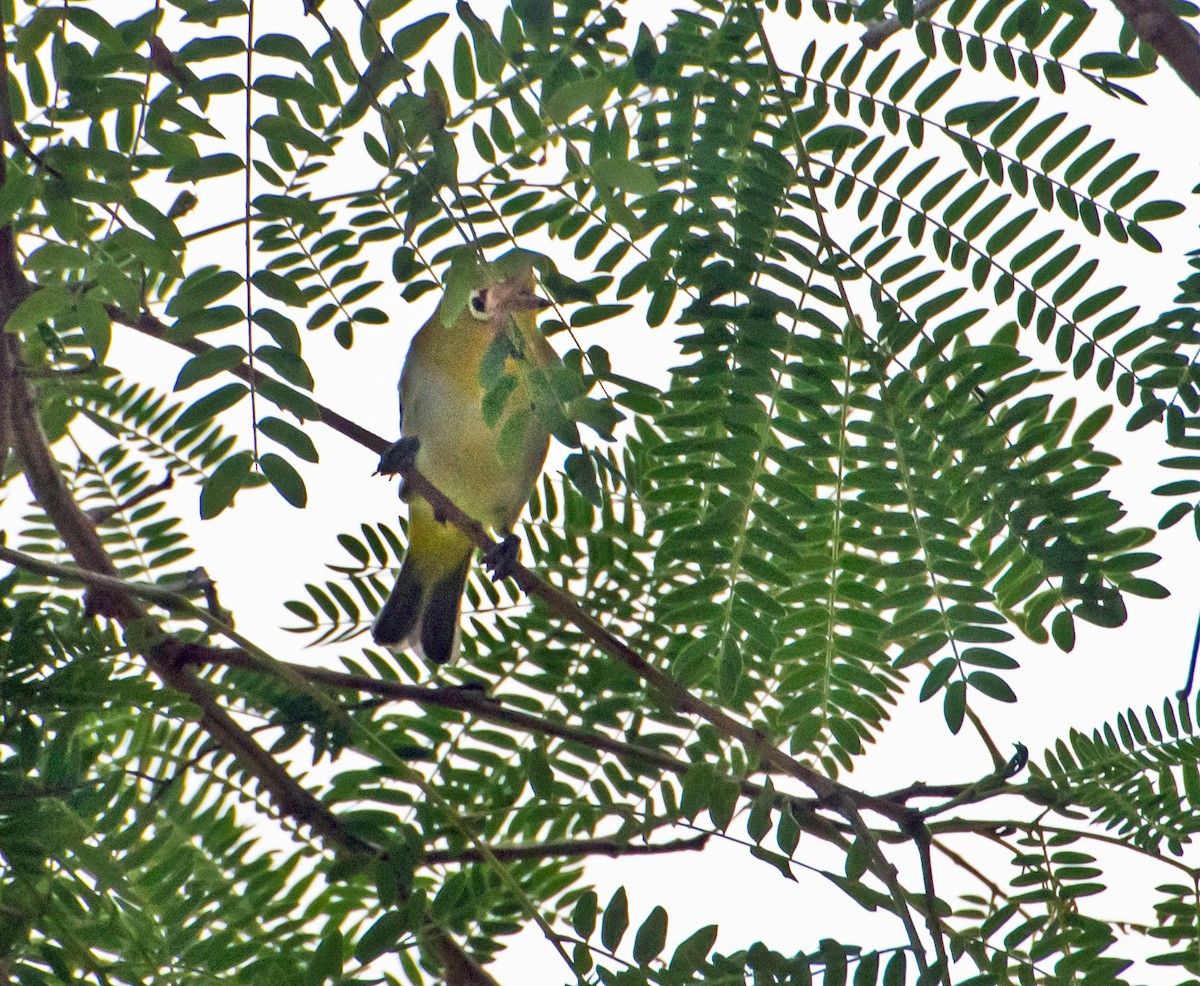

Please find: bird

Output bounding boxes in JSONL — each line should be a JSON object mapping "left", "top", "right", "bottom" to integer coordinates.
{"left": 372, "top": 263, "right": 556, "bottom": 665}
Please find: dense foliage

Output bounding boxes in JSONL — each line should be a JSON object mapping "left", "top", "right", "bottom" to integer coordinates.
{"left": 2, "top": 0, "right": 1200, "bottom": 983}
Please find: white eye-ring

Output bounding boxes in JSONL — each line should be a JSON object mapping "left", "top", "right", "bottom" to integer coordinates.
{"left": 468, "top": 288, "right": 489, "bottom": 321}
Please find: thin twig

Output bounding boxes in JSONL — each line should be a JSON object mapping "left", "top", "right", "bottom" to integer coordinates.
{"left": 426, "top": 833, "right": 709, "bottom": 867}
{"left": 840, "top": 798, "right": 930, "bottom": 974}
{"left": 912, "top": 822, "right": 952, "bottom": 986}
{"left": 172, "top": 638, "right": 851, "bottom": 847}
{"left": 86, "top": 469, "right": 175, "bottom": 523}
{"left": 931, "top": 834, "right": 1011, "bottom": 900}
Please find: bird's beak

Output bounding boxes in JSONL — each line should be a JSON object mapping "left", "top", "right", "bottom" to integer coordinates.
{"left": 512, "top": 290, "right": 552, "bottom": 312}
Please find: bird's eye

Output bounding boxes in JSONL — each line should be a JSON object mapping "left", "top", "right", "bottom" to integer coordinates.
{"left": 468, "top": 289, "right": 489, "bottom": 320}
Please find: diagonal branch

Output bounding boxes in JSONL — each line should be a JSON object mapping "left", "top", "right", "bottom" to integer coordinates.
{"left": 9, "top": 326, "right": 505, "bottom": 986}
{"left": 178, "top": 643, "right": 850, "bottom": 847}
{"left": 113, "top": 299, "right": 918, "bottom": 823}
{"left": 426, "top": 833, "right": 709, "bottom": 867}
{"left": 108, "top": 304, "right": 386, "bottom": 451}
{"left": 911, "top": 821, "right": 952, "bottom": 985}
{"left": 7, "top": 350, "right": 374, "bottom": 855}
{"left": 838, "top": 796, "right": 931, "bottom": 975}
{"left": 1108, "top": 0, "right": 1200, "bottom": 99}
{"left": 0, "top": 538, "right": 862, "bottom": 858}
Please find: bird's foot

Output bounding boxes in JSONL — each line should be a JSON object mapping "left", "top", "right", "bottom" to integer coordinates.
{"left": 375, "top": 437, "right": 420, "bottom": 477}
{"left": 483, "top": 534, "right": 521, "bottom": 581}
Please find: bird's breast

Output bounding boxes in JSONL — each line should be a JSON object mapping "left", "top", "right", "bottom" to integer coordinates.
{"left": 400, "top": 337, "right": 549, "bottom": 530}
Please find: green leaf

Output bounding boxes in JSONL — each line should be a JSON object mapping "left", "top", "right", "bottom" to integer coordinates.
{"left": 0, "top": 168, "right": 35, "bottom": 226}
{"left": 174, "top": 346, "right": 247, "bottom": 391}
{"left": 260, "top": 452, "right": 308, "bottom": 508}
{"left": 354, "top": 910, "right": 407, "bottom": 964}
{"left": 669, "top": 925, "right": 718, "bottom": 976}
{"left": 125, "top": 197, "right": 184, "bottom": 251}
{"left": 78, "top": 295, "right": 112, "bottom": 361}
{"left": 807, "top": 124, "right": 867, "bottom": 154}
{"left": 592, "top": 158, "right": 658, "bottom": 197}
{"left": 546, "top": 74, "right": 614, "bottom": 120}
{"left": 258, "top": 378, "right": 321, "bottom": 420}
{"left": 1052, "top": 610, "right": 1075, "bottom": 651}
{"left": 255, "top": 347, "right": 315, "bottom": 390}
{"left": 524, "top": 746, "right": 553, "bottom": 798}
{"left": 258, "top": 416, "right": 319, "bottom": 463}
{"left": 497, "top": 406, "right": 533, "bottom": 462}
{"left": 170, "top": 305, "right": 245, "bottom": 340}
{"left": 570, "top": 303, "right": 633, "bottom": 328}
{"left": 571, "top": 891, "right": 598, "bottom": 940}
{"left": 968, "top": 671, "right": 1017, "bottom": 703}
{"left": 168, "top": 269, "right": 244, "bottom": 318}
{"left": 632, "top": 906, "right": 668, "bottom": 965}
{"left": 452, "top": 34, "right": 476, "bottom": 100}
{"left": 253, "top": 114, "right": 332, "bottom": 155}
{"left": 914, "top": 69, "right": 959, "bottom": 113}
{"left": 564, "top": 452, "right": 600, "bottom": 505}
{"left": 456, "top": 1, "right": 504, "bottom": 82}
{"left": 25, "top": 243, "right": 91, "bottom": 273}
{"left": 252, "top": 271, "right": 308, "bottom": 307}
{"left": 481, "top": 374, "right": 517, "bottom": 428}
{"left": 254, "top": 309, "right": 302, "bottom": 353}
{"left": 854, "top": 952, "right": 880, "bottom": 986}
{"left": 440, "top": 259, "right": 481, "bottom": 326}
{"left": 747, "top": 782, "right": 775, "bottom": 844}
{"left": 392, "top": 12, "right": 448, "bottom": 60}
{"left": 200, "top": 451, "right": 253, "bottom": 519}
{"left": 5, "top": 285, "right": 71, "bottom": 334}
{"left": 1132, "top": 199, "right": 1183, "bottom": 223}
{"left": 883, "top": 950, "right": 907, "bottom": 986}
{"left": 750, "top": 845, "right": 797, "bottom": 881}
{"left": 514, "top": 0, "right": 553, "bottom": 46}
{"left": 176, "top": 382, "right": 248, "bottom": 431}
{"left": 943, "top": 680, "right": 966, "bottom": 733}
{"left": 600, "top": 887, "right": 629, "bottom": 951}
{"left": 167, "top": 152, "right": 245, "bottom": 182}
{"left": 309, "top": 927, "right": 343, "bottom": 985}
{"left": 632, "top": 24, "right": 658, "bottom": 83}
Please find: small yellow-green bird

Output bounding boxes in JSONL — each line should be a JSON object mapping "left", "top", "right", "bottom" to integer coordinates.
{"left": 372, "top": 263, "right": 556, "bottom": 664}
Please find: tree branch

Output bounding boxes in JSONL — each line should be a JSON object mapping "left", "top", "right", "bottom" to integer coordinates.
{"left": 113, "top": 299, "right": 921, "bottom": 826}
{"left": 0, "top": 543, "right": 204, "bottom": 607}
{"left": 1108, "top": 0, "right": 1200, "bottom": 99}
{"left": 911, "top": 821, "right": 952, "bottom": 986}
{"left": 7, "top": 349, "right": 375, "bottom": 854}
{"left": 425, "top": 833, "right": 709, "bottom": 867}
{"left": 0, "top": 28, "right": 20, "bottom": 484}
{"left": 0, "top": 29, "right": 30, "bottom": 311}
{"left": 86, "top": 468, "right": 175, "bottom": 523}
{"left": 108, "top": 304, "right": 388, "bottom": 454}
{"left": 838, "top": 797, "right": 930, "bottom": 974}
{"left": 166, "top": 636, "right": 850, "bottom": 847}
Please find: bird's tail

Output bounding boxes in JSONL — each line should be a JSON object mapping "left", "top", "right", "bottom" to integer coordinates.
{"left": 372, "top": 501, "right": 473, "bottom": 665}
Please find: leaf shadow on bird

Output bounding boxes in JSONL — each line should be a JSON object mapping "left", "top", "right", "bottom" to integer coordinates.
{"left": 372, "top": 261, "right": 557, "bottom": 666}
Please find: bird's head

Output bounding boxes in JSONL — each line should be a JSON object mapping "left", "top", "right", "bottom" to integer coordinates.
{"left": 467, "top": 267, "right": 551, "bottom": 328}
